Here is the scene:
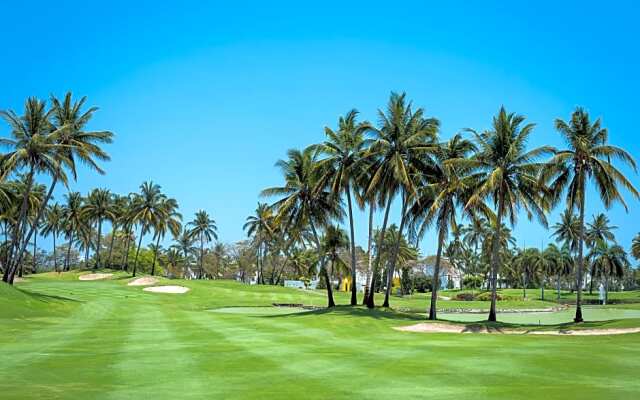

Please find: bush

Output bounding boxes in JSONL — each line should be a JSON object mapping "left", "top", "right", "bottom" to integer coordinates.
{"left": 413, "top": 276, "right": 432, "bottom": 293}
{"left": 476, "top": 292, "right": 502, "bottom": 301}
{"left": 454, "top": 292, "right": 475, "bottom": 301}
{"left": 462, "top": 275, "right": 483, "bottom": 290}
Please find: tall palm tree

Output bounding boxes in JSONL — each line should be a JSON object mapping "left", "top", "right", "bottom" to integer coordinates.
{"left": 243, "top": 202, "right": 274, "bottom": 284}
{"left": 459, "top": 107, "right": 553, "bottom": 321}
{"left": 542, "top": 107, "right": 639, "bottom": 322}
{"left": 62, "top": 192, "right": 84, "bottom": 271}
{"left": 261, "top": 147, "right": 343, "bottom": 307}
{"left": 364, "top": 92, "right": 439, "bottom": 308}
{"left": 130, "top": 182, "right": 165, "bottom": 277}
{"left": 322, "top": 225, "right": 349, "bottom": 284}
{"left": 150, "top": 197, "right": 181, "bottom": 276}
{"left": 0, "top": 98, "right": 66, "bottom": 283}
{"left": 188, "top": 210, "right": 217, "bottom": 279}
{"left": 546, "top": 243, "right": 573, "bottom": 301}
{"left": 41, "top": 203, "right": 64, "bottom": 272}
{"left": 409, "top": 134, "right": 476, "bottom": 319}
{"left": 314, "top": 109, "right": 371, "bottom": 305}
{"left": 83, "top": 188, "right": 115, "bottom": 270}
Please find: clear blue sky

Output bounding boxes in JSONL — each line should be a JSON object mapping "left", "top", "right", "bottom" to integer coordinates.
{"left": 2, "top": 1, "right": 640, "bottom": 255}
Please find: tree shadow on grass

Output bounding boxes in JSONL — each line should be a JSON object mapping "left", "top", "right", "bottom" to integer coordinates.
{"left": 263, "top": 305, "right": 425, "bottom": 321}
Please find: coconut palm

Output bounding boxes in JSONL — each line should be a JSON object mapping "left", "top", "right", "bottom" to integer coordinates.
{"left": 314, "top": 109, "right": 371, "bottom": 305}
{"left": 171, "top": 228, "right": 197, "bottom": 278}
{"left": 588, "top": 242, "right": 629, "bottom": 304}
{"left": 585, "top": 213, "right": 617, "bottom": 294}
{"left": 552, "top": 209, "right": 581, "bottom": 254}
{"left": 0, "top": 98, "right": 67, "bottom": 283}
{"left": 150, "top": 197, "right": 181, "bottom": 276}
{"left": 632, "top": 234, "right": 640, "bottom": 261}
{"left": 106, "top": 194, "right": 127, "bottom": 268}
{"left": 61, "top": 192, "right": 84, "bottom": 271}
{"left": 364, "top": 92, "right": 439, "bottom": 308}
{"left": 261, "top": 147, "right": 344, "bottom": 307}
{"left": 82, "top": 188, "right": 115, "bottom": 270}
{"left": 541, "top": 107, "right": 639, "bottom": 322}
{"left": 130, "top": 182, "right": 165, "bottom": 277}
{"left": 243, "top": 202, "right": 274, "bottom": 284}
{"left": 322, "top": 225, "right": 349, "bottom": 284}
{"left": 546, "top": 243, "right": 573, "bottom": 301}
{"left": 41, "top": 203, "right": 64, "bottom": 272}
{"left": 188, "top": 210, "right": 217, "bottom": 279}
{"left": 409, "top": 134, "right": 476, "bottom": 319}
{"left": 459, "top": 107, "right": 553, "bottom": 321}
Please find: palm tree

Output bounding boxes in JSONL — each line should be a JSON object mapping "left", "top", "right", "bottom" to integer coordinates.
{"left": 542, "top": 107, "right": 639, "bottom": 322}
{"left": 632, "top": 234, "right": 640, "bottom": 261}
{"left": 83, "top": 188, "right": 115, "bottom": 270}
{"left": 546, "top": 243, "right": 573, "bottom": 301}
{"left": 588, "top": 242, "right": 629, "bottom": 304}
{"left": 585, "top": 213, "right": 617, "bottom": 294}
{"left": 150, "top": 197, "right": 181, "bottom": 276}
{"left": 62, "top": 192, "right": 84, "bottom": 271}
{"left": 552, "top": 209, "right": 581, "bottom": 254}
{"left": 460, "top": 107, "right": 553, "bottom": 321}
{"left": 171, "top": 228, "right": 196, "bottom": 278}
{"left": 243, "top": 202, "right": 274, "bottom": 284}
{"left": 261, "top": 147, "right": 343, "bottom": 307}
{"left": 314, "top": 109, "right": 371, "bottom": 305}
{"left": 0, "top": 98, "right": 66, "bottom": 283}
{"left": 130, "top": 182, "right": 165, "bottom": 277}
{"left": 106, "top": 194, "right": 127, "bottom": 268}
{"left": 409, "top": 134, "right": 476, "bottom": 319}
{"left": 41, "top": 203, "right": 64, "bottom": 272}
{"left": 322, "top": 225, "right": 349, "bottom": 285}
{"left": 188, "top": 210, "right": 217, "bottom": 279}
{"left": 364, "top": 92, "right": 439, "bottom": 308}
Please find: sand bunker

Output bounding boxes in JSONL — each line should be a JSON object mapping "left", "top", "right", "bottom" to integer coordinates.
{"left": 143, "top": 285, "right": 190, "bottom": 294}
{"left": 79, "top": 273, "right": 113, "bottom": 281}
{"left": 128, "top": 277, "right": 158, "bottom": 286}
{"left": 394, "top": 323, "right": 640, "bottom": 336}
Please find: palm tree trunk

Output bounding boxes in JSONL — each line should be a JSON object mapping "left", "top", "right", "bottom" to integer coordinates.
{"left": 32, "top": 230, "right": 37, "bottom": 273}
{"left": 363, "top": 204, "right": 374, "bottom": 305}
{"left": 488, "top": 191, "right": 506, "bottom": 322}
{"left": 3, "top": 166, "right": 34, "bottom": 284}
{"left": 94, "top": 219, "right": 102, "bottom": 270}
{"left": 428, "top": 228, "right": 446, "bottom": 320}
{"left": 84, "top": 241, "right": 90, "bottom": 267}
{"left": 383, "top": 195, "right": 408, "bottom": 307}
{"left": 107, "top": 224, "right": 117, "bottom": 268}
{"left": 345, "top": 185, "right": 358, "bottom": 306}
{"left": 199, "top": 234, "right": 204, "bottom": 279}
{"left": 8, "top": 173, "right": 58, "bottom": 283}
{"left": 65, "top": 229, "right": 75, "bottom": 271}
{"left": 53, "top": 231, "right": 58, "bottom": 272}
{"left": 151, "top": 235, "right": 161, "bottom": 276}
{"left": 575, "top": 186, "right": 586, "bottom": 323}
{"left": 557, "top": 274, "right": 561, "bottom": 302}
{"left": 366, "top": 195, "right": 393, "bottom": 309}
{"left": 309, "top": 220, "right": 335, "bottom": 307}
{"left": 132, "top": 224, "right": 145, "bottom": 277}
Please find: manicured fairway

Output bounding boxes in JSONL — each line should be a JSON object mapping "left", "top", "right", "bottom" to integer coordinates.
{"left": 2, "top": 272, "right": 640, "bottom": 399}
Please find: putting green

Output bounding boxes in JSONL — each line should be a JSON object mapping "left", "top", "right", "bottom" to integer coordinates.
{"left": 2, "top": 272, "right": 640, "bottom": 399}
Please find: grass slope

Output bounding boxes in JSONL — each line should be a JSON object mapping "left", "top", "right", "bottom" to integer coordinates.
{"left": 1, "top": 272, "right": 639, "bottom": 399}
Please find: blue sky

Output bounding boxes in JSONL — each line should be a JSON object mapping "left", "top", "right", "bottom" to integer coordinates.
{"left": 2, "top": 1, "right": 640, "bottom": 255}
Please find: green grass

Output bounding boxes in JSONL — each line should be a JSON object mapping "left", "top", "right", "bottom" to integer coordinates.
{"left": 1, "top": 272, "right": 640, "bottom": 399}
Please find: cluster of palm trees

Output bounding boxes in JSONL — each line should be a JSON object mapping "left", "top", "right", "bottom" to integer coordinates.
{"left": 250, "top": 92, "right": 638, "bottom": 323}
{"left": 0, "top": 93, "right": 113, "bottom": 284}
{"left": 1, "top": 93, "right": 220, "bottom": 283}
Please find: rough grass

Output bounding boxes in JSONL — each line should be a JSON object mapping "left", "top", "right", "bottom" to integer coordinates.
{"left": 1, "top": 272, "right": 640, "bottom": 399}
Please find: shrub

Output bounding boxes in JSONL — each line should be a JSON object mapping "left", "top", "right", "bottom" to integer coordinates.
{"left": 413, "top": 276, "right": 432, "bottom": 293}
{"left": 454, "top": 292, "right": 475, "bottom": 301}
{"left": 476, "top": 292, "right": 502, "bottom": 301}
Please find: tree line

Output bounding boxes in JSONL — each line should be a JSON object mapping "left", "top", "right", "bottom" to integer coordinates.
{"left": 248, "top": 92, "right": 639, "bottom": 322}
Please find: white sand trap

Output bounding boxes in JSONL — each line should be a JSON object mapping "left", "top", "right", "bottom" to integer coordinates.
{"left": 128, "top": 277, "right": 158, "bottom": 286}
{"left": 79, "top": 273, "right": 113, "bottom": 281}
{"left": 394, "top": 323, "right": 640, "bottom": 336}
{"left": 143, "top": 285, "right": 190, "bottom": 294}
